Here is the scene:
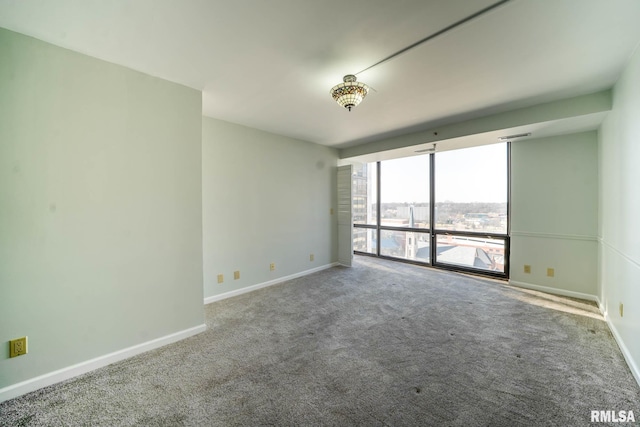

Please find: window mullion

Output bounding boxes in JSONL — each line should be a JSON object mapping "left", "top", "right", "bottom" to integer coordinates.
{"left": 429, "top": 152, "right": 436, "bottom": 266}
{"left": 376, "top": 161, "right": 381, "bottom": 256}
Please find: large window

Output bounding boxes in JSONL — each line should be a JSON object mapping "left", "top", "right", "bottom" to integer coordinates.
{"left": 435, "top": 144, "right": 507, "bottom": 234}
{"left": 380, "top": 156, "right": 429, "bottom": 228}
{"left": 434, "top": 143, "right": 508, "bottom": 274}
{"left": 352, "top": 142, "right": 509, "bottom": 278}
{"left": 379, "top": 156, "right": 431, "bottom": 262}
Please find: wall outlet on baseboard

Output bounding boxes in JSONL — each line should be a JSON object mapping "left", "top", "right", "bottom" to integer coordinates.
{"left": 234, "top": 271, "right": 240, "bottom": 280}
{"left": 619, "top": 302, "right": 624, "bottom": 317}
{"left": 524, "top": 265, "right": 531, "bottom": 274}
{"left": 546, "top": 268, "right": 555, "bottom": 277}
{"left": 270, "top": 263, "right": 275, "bottom": 271}
{"left": 217, "top": 274, "right": 224, "bottom": 284}
{"left": 310, "top": 254, "right": 314, "bottom": 262}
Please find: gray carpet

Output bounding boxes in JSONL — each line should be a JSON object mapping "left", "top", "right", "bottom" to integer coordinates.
{"left": 1, "top": 256, "right": 639, "bottom": 426}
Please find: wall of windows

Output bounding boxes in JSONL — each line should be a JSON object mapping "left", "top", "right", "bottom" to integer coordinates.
{"left": 352, "top": 142, "right": 509, "bottom": 278}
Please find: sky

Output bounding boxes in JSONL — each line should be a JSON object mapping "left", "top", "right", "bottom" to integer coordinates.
{"left": 379, "top": 142, "right": 507, "bottom": 203}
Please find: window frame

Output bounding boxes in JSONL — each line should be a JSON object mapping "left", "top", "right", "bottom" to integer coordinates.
{"left": 353, "top": 142, "right": 511, "bottom": 279}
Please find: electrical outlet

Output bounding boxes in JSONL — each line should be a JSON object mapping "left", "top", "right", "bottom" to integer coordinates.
{"left": 270, "top": 263, "right": 275, "bottom": 271}
{"left": 330, "top": 208, "right": 334, "bottom": 215}
{"left": 10, "top": 337, "right": 28, "bottom": 358}
{"left": 620, "top": 303, "right": 624, "bottom": 317}
{"left": 524, "top": 265, "right": 531, "bottom": 274}
{"left": 546, "top": 268, "right": 555, "bottom": 277}
{"left": 234, "top": 271, "right": 240, "bottom": 280}
{"left": 217, "top": 274, "right": 224, "bottom": 284}
{"left": 310, "top": 254, "right": 314, "bottom": 262}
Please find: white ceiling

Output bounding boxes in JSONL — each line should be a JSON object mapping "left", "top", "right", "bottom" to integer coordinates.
{"left": 1, "top": 0, "right": 639, "bottom": 150}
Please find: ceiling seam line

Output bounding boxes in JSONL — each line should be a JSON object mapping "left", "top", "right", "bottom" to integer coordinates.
{"left": 354, "top": 0, "right": 513, "bottom": 76}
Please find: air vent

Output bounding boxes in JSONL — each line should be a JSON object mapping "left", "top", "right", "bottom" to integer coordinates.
{"left": 498, "top": 133, "right": 531, "bottom": 141}
{"left": 415, "top": 143, "right": 437, "bottom": 153}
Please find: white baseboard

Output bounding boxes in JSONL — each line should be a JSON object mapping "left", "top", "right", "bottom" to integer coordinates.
{"left": 510, "top": 280, "right": 640, "bottom": 388}
{"left": 0, "top": 323, "right": 206, "bottom": 403}
{"left": 602, "top": 308, "right": 640, "bottom": 388}
{"left": 508, "top": 280, "right": 598, "bottom": 302}
{"left": 204, "top": 263, "right": 339, "bottom": 305}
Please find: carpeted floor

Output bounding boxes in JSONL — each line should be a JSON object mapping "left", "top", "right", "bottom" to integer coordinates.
{"left": 1, "top": 256, "right": 639, "bottom": 426}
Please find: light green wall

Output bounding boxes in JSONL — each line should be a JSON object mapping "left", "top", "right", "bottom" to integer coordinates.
{"left": 202, "top": 117, "right": 338, "bottom": 298}
{"left": 0, "top": 29, "right": 204, "bottom": 388}
{"left": 510, "top": 132, "right": 598, "bottom": 296}
{"left": 599, "top": 44, "right": 640, "bottom": 381}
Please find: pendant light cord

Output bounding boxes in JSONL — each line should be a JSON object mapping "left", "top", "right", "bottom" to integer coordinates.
{"left": 355, "top": 0, "right": 512, "bottom": 76}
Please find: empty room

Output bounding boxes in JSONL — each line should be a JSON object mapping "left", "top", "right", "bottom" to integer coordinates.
{"left": 1, "top": 0, "right": 639, "bottom": 425}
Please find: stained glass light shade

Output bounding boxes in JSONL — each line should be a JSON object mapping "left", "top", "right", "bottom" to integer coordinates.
{"left": 330, "top": 75, "right": 369, "bottom": 111}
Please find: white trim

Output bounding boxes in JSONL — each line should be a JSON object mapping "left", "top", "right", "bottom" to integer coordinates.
{"left": 508, "top": 280, "right": 598, "bottom": 302}
{"left": 603, "top": 311, "right": 640, "bottom": 388}
{"left": 509, "top": 280, "right": 640, "bottom": 386}
{"left": 597, "top": 239, "right": 640, "bottom": 387}
{"left": 204, "top": 263, "right": 339, "bottom": 305}
{"left": 599, "top": 237, "right": 640, "bottom": 270}
{"left": 0, "top": 324, "right": 206, "bottom": 403}
{"left": 511, "top": 280, "right": 640, "bottom": 387}
{"left": 511, "top": 231, "right": 598, "bottom": 242}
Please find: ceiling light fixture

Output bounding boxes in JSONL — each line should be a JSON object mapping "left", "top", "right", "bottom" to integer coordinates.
{"left": 330, "top": 75, "right": 370, "bottom": 111}
{"left": 329, "top": 0, "right": 511, "bottom": 111}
